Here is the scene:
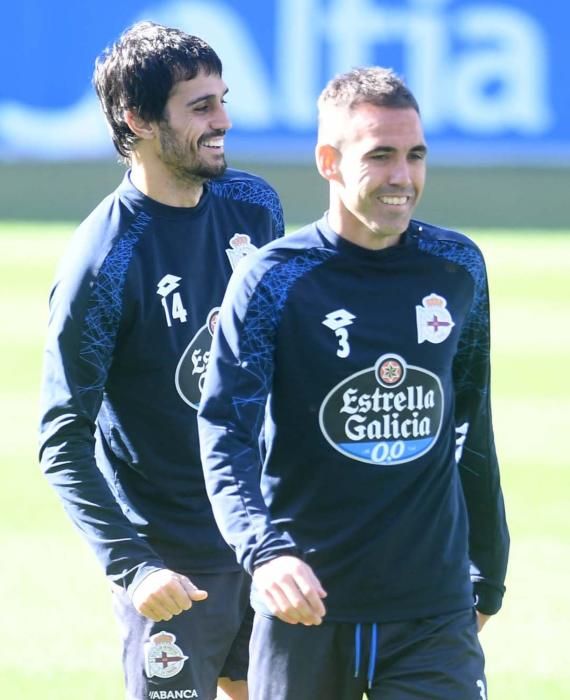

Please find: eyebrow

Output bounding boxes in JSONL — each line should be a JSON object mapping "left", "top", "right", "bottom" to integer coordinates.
{"left": 186, "top": 87, "right": 229, "bottom": 107}
{"left": 368, "top": 144, "right": 428, "bottom": 156}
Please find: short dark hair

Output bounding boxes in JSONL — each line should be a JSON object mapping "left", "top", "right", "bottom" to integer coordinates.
{"left": 318, "top": 66, "right": 419, "bottom": 118}
{"left": 93, "top": 21, "right": 223, "bottom": 161}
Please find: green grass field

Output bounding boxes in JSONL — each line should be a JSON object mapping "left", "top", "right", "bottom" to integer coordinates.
{"left": 1, "top": 221, "right": 569, "bottom": 698}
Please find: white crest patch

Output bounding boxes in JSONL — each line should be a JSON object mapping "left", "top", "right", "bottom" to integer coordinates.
{"left": 144, "top": 631, "right": 188, "bottom": 679}
{"left": 226, "top": 233, "right": 257, "bottom": 270}
{"left": 416, "top": 293, "right": 455, "bottom": 344}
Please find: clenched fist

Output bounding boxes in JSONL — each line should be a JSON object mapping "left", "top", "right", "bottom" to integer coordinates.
{"left": 131, "top": 569, "right": 208, "bottom": 621}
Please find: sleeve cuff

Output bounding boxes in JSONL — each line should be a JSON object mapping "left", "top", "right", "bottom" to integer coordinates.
{"left": 124, "top": 562, "right": 166, "bottom": 599}
{"left": 473, "top": 581, "right": 505, "bottom": 615}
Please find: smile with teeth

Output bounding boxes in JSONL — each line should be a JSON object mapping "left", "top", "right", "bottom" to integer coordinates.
{"left": 379, "top": 195, "right": 409, "bottom": 205}
{"left": 201, "top": 137, "right": 224, "bottom": 149}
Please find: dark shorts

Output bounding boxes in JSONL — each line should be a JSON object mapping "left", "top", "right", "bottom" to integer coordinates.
{"left": 112, "top": 570, "right": 252, "bottom": 700}
{"left": 249, "top": 608, "right": 487, "bottom": 700}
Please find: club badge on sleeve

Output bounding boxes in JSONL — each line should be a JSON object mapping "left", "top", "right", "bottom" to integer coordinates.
{"left": 416, "top": 293, "right": 455, "bottom": 344}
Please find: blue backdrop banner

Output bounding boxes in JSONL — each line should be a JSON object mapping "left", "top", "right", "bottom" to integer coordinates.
{"left": 2, "top": 0, "right": 567, "bottom": 163}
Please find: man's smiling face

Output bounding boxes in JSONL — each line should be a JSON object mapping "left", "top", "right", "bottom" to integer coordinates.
{"left": 333, "top": 104, "right": 427, "bottom": 247}
{"left": 156, "top": 70, "right": 231, "bottom": 182}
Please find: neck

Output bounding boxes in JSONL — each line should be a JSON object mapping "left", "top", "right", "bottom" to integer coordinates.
{"left": 327, "top": 205, "right": 403, "bottom": 251}
{"left": 130, "top": 157, "right": 204, "bottom": 208}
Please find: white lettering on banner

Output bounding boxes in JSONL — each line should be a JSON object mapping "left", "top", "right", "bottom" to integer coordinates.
{"left": 0, "top": 0, "right": 554, "bottom": 157}
{"left": 451, "top": 6, "right": 552, "bottom": 133}
{"left": 277, "top": 0, "right": 321, "bottom": 127}
{"left": 289, "top": 0, "right": 552, "bottom": 134}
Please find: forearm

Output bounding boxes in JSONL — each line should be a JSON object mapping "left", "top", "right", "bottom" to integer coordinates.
{"left": 40, "top": 421, "right": 164, "bottom": 591}
{"left": 198, "top": 420, "right": 298, "bottom": 574}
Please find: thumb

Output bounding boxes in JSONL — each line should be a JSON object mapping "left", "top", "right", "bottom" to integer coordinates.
{"left": 179, "top": 576, "right": 208, "bottom": 601}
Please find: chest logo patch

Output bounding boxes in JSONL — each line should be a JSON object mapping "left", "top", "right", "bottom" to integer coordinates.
{"left": 157, "top": 274, "right": 188, "bottom": 327}
{"left": 322, "top": 308, "right": 356, "bottom": 358}
{"left": 416, "top": 293, "right": 454, "bottom": 344}
{"left": 226, "top": 233, "right": 258, "bottom": 270}
{"left": 175, "top": 307, "right": 219, "bottom": 409}
{"left": 319, "top": 354, "right": 444, "bottom": 465}
{"left": 144, "top": 631, "right": 188, "bottom": 679}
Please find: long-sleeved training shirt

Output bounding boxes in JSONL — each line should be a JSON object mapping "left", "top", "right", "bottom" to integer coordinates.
{"left": 198, "top": 215, "right": 509, "bottom": 622}
{"left": 39, "top": 169, "right": 283, "bottom": 595}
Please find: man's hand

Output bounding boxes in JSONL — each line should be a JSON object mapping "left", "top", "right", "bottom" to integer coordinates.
{"left": 131, "top": 569, "right": 208, "bottom": 621}
{"left": 253, "top": 555, "right": 327, "bottom": 626}
{"left": 476, "top": 611, "right": 491, "bottom": 632}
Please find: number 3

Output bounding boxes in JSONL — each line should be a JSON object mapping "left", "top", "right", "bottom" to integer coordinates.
{"left": 335, "top": 328, "right": 350, "bottom": 358}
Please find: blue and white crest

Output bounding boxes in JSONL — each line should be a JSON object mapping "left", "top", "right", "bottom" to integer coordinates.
{"left": 226, "top": 233, "right": 258, "bottom": 271}
{"left": 416, "top": 293, "right": 455, "bottom": 344}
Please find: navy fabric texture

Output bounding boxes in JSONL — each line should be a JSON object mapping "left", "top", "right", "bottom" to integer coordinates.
{"left": 248, "top": 609, "right": 486, "bottom": 700}
{"left": 39, "top": 168, "right": 283, "bottom": 594}
{"left": 199, "top": 216, "right": 509, "bottom": 621}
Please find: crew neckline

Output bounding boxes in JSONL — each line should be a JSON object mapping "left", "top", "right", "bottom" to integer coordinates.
{"left": 316, "top": 213, "right": 416, "bottom": 260}
{"left": 118, "top": 170, "right": 212, "bottom": 219}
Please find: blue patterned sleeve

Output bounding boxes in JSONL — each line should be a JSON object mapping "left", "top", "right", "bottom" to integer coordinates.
{"left": 39, "top": 215, "right": 165, "bottom": 593}
{"left": 209, "top": 172, "right": 285, "bottom": 240}
{"left": 451, "top": 246, "right": 510, "bottom": 615}
{"left": 418, "top": 230, "right": 509, "bottom": 614}
{"left": 198, "top": 252, "right": 304, "bottom": 574}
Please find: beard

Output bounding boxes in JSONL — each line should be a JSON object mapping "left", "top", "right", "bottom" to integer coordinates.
{"left": 158, "top": 122, "right": 227, "bottom": 182}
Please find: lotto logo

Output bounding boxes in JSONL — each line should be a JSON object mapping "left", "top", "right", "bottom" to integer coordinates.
{"left": 156, "top": 274, "right": 188, "bottom": 327}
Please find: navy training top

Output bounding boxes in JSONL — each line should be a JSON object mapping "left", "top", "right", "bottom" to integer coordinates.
{"left": 198, "top": 215, "right": 509, "bottom": 622}
{"left": 39, "top": 168, "right": 284, "bottom": 595}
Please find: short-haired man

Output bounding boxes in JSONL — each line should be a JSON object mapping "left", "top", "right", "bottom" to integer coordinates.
{"left": 39, "top": 21, "right": 283, "bottom": 700}
{"left": 198, "top": 67, "right": 509, "bottom": 699}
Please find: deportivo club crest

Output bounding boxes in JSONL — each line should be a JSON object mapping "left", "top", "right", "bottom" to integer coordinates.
{"left": 319, "top": 354, "right": 444, "bottom": 465}
{"left": 175, "top": 307, "right": 219, "bottom": 409}
{"left": 144, "top": 631, "right": 188, "bottom": 679}
{"left": 226, "top": 233, "right": 257, "bottom": 270}
{"left": 416, "top": 293, "right": 455, "bottom": 344}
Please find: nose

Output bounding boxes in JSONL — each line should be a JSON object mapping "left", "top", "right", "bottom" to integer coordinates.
{"left": 213, "top": 102, "right": 232, "bottom": 132}
{"left": 387, "top": 157, "right": 412, "bottom": 187}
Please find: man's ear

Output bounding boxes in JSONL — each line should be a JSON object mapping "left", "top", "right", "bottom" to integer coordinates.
{"left": 315, "top": 143, "right": 341, "bottom": 182}
{"left": 124, "top": 109, "right": 157, "bottom": 140}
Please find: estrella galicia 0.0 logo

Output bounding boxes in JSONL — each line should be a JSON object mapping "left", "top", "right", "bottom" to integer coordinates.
{"left": 175, "top": 307, "right": 220, "bottom": 409}
{"left": 318, "top": 354, "right": 444, "bottom": 465}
